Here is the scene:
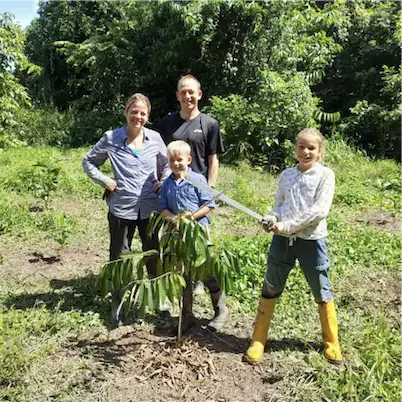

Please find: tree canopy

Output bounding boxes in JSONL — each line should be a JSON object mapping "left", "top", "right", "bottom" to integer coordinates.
{"left": 1, "top": 0, "right": 400, "bottom": 162}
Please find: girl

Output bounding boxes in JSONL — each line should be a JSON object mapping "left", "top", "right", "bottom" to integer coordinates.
{"left": 245, "top": 128, "right": 343, "bottom": 365}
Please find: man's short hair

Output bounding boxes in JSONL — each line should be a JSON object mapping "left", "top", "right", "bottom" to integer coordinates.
{"left": 167, "top": 140, "right": 192, "bottom": 156}
{"left": 177, "top": 74, "right": 201, "bottom": 91}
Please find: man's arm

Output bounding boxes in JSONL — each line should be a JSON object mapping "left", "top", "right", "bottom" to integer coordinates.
{"left": 207, "top": 154, "right": 219, "bottom": 188}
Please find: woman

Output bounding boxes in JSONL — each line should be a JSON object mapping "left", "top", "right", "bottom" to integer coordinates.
{"left": 83, "top": 93, "right": 169, "bottom": 325}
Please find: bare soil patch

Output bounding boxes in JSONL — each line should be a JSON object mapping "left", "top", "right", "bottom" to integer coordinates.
{"left": 55, "top": 321, "right": 306, "bottom": 402}
{"left": 0, "top": 235, "right": 308, "bottom": 402}
{"left": 355, "top": 211, "right": 401, "bottom": 232}
{"left": 337, "top": 270, "right": 401, "bottom": 323}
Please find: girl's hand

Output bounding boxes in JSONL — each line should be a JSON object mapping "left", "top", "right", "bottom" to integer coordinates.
{"left": 260, "top": 215, "right": 277, "bottom": 232}
{"left": 272, "top": 222, "right": 285, "bottom": 234}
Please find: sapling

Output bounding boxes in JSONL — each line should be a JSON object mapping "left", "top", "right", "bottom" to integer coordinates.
{"left": 96, "top": 212, "right": 239, "bottom": 341}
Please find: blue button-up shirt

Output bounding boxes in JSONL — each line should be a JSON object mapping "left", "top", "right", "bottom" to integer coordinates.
{"left": 158, "top": 169, "right": 215, "bottom": 225}
{"left": 83, "top": 126, "right": 170, "bottom": 220}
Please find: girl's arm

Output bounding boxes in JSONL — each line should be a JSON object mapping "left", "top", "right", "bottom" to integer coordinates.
{"left": 272, "top": 172, "right": 286, "bottom": 220}
{"left": 275, "top": 169, "right": 335, "bottom": 235}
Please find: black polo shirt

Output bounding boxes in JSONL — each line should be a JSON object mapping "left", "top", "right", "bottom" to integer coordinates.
{"left": 159, "top": 112, "right": 224, "bottom": 177}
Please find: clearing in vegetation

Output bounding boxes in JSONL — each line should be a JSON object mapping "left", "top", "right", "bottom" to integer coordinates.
{"left": 0, "top": 137, "right": 400, "bottom": 402}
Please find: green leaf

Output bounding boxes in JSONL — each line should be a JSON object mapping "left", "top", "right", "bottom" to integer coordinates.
{"left": 139, "top": 285, "right": 147, "bottom": 317}
{"left": 147, "top": 282, "right": 154, "bottom": 312}
{"left": 112, "top": 261, "right": 121, "bottom": 292}
{"left": 157, "top": 278, "right": 167, "bottom": 304}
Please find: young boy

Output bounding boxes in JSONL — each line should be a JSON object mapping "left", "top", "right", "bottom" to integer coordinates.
{"left": 245, "top": 128, "right": 343, "bottom": 365}
{"left": 158, "top": 140, "right": 229, "bottom": 332}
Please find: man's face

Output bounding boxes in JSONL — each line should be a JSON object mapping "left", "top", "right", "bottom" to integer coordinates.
{"left": 176, "top": 79, "right": 202, "bottom": 113}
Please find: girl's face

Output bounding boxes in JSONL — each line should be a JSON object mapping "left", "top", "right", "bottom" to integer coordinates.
{"left": 125, "top": 100, "right": 149, "bottom": 129}
{"left": 295, "top": 134, "right": 322, "bottom": 172}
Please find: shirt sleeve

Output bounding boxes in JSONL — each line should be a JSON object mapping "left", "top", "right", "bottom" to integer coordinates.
{"left": 207, "top": 118, "right": 225, "bottom": 156}
{"left": 82, "top": 132, "right": 114, "bottom": 188}
{"left": 158, "top": 180, "right": 169, "bottom": 212}
{"left": 277, "top": 169, "right": 335, "bottom": 235}
{"left": 273, "top": 171, "right": 286, "bottom": 219}
{"left": 156, "top": 134, "right": 171, "bottom": 181}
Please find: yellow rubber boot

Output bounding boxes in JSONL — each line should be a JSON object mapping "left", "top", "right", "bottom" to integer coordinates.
{"left": 245, "top": 298, "right": 276, "bottom": 363}
{"left": 318, "top": 300, "right": 343, "bottom": 364}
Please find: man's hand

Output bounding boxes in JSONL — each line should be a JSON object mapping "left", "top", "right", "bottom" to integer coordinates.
{"left": 105, "top": 180, "right": 117, "bottom": 192}
{"left": 259, "top": 215, "right": 278, "bottom": 232}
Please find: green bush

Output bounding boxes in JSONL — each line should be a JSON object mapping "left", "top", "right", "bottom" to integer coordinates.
{"left": 209, "top": 70, "right": 317, "bottom": 169}
{"left": 10, "top": 106, "right": 124, "bottom": 148}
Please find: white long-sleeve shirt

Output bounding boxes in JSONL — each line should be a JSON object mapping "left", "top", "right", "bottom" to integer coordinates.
{"left": 272, "top": 163, "right": 335, "bottom": 240}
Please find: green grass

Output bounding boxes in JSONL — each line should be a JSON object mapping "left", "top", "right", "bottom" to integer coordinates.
{"left": 0, "top": 139, "right": 400, "bottom": 401}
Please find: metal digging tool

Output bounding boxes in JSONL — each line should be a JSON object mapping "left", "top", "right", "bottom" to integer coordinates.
{"left": 184, "top": 175, "right": 263, "bottom": 221}
{"left": 191, "top": 183, "right": 233, "bottom": 217}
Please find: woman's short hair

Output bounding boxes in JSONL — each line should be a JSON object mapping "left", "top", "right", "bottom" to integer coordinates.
{"left": 167, "top": 140, "right": 191, "bottom": 156}
{"left": 124, "top": 93, "right": 151, "bottom": 116}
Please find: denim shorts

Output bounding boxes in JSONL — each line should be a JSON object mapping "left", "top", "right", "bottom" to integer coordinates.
{"left": 262, "top": 235, "right": 332, "bottom": 303}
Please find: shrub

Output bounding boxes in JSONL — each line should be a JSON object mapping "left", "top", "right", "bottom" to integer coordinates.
{"left": 208, "top": 70, "right": 317, "bottom": 170}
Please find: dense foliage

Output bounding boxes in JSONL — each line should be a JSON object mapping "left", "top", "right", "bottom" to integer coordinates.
{"left": 0, "top": 13, "right": 39, "bottom": 147}
{"left": 1, "top": 1, "right": 401, "bottom": 162}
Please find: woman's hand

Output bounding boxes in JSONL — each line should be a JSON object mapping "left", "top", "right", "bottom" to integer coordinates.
{"left": 153, "top": 180, "right": 162, "bottom": 193}
{"left": 105, "top": 180, "right": 117, "bottom": 192}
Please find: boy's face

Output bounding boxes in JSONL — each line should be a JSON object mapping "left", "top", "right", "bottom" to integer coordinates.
{"left": 295, "top": 134, "right": 321, "bottom": 172}
{"left": 169, "top": 151, "right": 192, "bottom": 177}
{"left": 176, "top": 79, "right": 202, "bottom": 113}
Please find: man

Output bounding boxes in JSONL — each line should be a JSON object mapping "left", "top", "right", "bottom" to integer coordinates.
{"left": 158, "top": 75, "right": 228, "bottom": 329}
{"left": 158, "top": 74, "right": 224, "bottom": 188}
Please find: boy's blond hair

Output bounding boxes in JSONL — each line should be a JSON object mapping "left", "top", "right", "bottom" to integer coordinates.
{"left": 177, "top": 74, "right": 201, "bottom": 91}
{"left": 167, "top": 140, "right": 192, "bottom": 156}
{"left": 296, "top": 128, "right": 326, "bottom": 161}
{"left": 124, "top": 93, "right": 151, "bottom": 116}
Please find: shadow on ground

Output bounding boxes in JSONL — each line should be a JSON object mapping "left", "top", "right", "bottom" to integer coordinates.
{"left": 4, "top": 274, "right": 111, "bottom": 324}
{"left": 4, "top": 273, "right": 322, "bottom": 368}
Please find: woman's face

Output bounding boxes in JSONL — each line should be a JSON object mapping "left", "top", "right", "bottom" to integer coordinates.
{"left": 125, "top": 100, "right": 149, "bottom": 129}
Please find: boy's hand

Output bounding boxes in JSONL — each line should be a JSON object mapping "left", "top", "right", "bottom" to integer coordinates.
{"left": 260, "top": 215, "right": 277, "bottom": 232}
{"left": 182, "top": 211, "right": 195, "bottom": 221}
{"left": 105, "top": 180, "right": 117, "bottom": 192}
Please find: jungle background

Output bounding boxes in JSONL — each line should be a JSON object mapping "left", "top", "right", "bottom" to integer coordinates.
{"left": 0, "top": 1, "right": 401, "bottom": 401}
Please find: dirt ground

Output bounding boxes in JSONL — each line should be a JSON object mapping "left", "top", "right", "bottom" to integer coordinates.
{"left": 1, "top": 207, "right": 400, "bottom": 402}
{"left": 355, "top": 210, "right": 401, "bottom": 232}
{"left": 0, "top": 235, "right": 297, "bottom": 402}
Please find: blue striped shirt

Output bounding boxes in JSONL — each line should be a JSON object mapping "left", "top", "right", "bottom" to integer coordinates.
{"left": 158, "top": 169, "right": 215, "bottom": 225}
{"left": 83, "top": 126, "right": 170, "bottom": 220}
